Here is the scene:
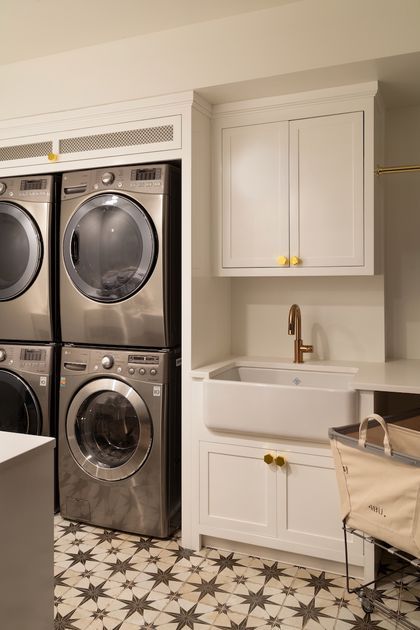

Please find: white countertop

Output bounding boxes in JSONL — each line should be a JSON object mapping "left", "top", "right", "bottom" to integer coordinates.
{"left": 191, "top": 356, "right": 420, "bottom": 395}
{"left": 0, "top": 431, "right": 55, "bottom": 467}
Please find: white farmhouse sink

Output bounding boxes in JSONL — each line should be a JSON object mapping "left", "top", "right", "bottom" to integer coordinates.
{"left": 203, "top": 363, "right": 357, "bottom": 442}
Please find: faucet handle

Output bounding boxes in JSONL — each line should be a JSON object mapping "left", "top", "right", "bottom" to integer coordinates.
{"left": 300, "top": 344, "right": 313, "bottom": 353}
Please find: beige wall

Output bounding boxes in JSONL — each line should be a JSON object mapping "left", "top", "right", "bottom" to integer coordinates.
{"left": 1, "top": 0, "right": 420, "bottom": 119}
{"left": 385, "top": 105, "right": 420, "bottom": 359}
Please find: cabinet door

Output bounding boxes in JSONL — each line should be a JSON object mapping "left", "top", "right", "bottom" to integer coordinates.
{"left": 276, "top": 451, "right": 363, "bottom": 565}
{"left": 289, "top": 112, "right": 364, "bottom": 268}
{"left": 222, "top": 122, "right": 289, "bottom": 269}
{"left": 200, "top": 442, "right": 277, "bottom": 537}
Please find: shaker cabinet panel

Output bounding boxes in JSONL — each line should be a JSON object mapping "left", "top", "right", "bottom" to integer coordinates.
{"left": 289, "top": 112, "right": 364, "bottom": 268}
{"left": 276, "top": 451, "right": 362, "bottom": 562}
{"left": 199, "top": 442, "right": 277, "bottom": 537}
{"left": 222, "top": 122, "right": 289, "bottom": 268}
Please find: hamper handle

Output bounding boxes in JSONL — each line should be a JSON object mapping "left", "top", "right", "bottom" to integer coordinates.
{"left": 358, "top": 413, "right": 392, "bottom": 456}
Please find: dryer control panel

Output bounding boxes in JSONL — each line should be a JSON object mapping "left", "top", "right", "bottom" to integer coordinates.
{"left": 0, "top": 175, "right": 54, "bottom": 202}
{"left": 0, "top": 344, "right": 52, "bottom": 375}
{"left": 61, "top": 163, "right": 177, "bottom": 198}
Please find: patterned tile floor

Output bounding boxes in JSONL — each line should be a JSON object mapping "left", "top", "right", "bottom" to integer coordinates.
{"left": 54, "top": 514, "right": 420, "bottom": 629}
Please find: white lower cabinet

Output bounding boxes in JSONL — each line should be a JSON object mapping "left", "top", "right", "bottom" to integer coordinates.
{"left": 200, "top": 442, "right": 277, "bottom": 537}
{"left": 199, "top": 440, "right": 364, "bottom": 567}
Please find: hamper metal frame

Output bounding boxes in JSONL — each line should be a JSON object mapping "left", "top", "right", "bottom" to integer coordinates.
{"left": 343, "top": 524, "right": 420, "bottom": 628}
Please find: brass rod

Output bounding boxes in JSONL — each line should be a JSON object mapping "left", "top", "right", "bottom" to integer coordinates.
{"left": 375, "top": 164, "right": 420, "bottom": 176}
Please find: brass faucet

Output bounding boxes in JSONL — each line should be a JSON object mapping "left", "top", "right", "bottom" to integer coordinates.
{"left": 288, "top": 304, "right": 313, "bottom": 363}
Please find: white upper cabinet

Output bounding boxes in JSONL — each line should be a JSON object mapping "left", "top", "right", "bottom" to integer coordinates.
{"left": 213, "top": 83, "right": 382, "bottom": 276}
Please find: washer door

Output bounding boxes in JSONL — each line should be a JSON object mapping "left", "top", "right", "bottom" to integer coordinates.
{"left": 0, "top": 202, "right": 42, "bottom": 301}
{"left": 66, "top": 378, "right": 153, "bottom": 481}
{"left": 0, "top": 371, "right": 42, "bottom": 434}
{"left": 63, "top": 193, "right": 156, "bottom": 303}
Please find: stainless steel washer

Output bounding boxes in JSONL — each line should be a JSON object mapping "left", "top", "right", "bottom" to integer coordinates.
{"left": 58, "top": 344, "right": 181, "bottom": 537}
{"left": 0, "top": 175, "right": 57, "bottom": 342}
{"left": 0, "top": 343, "right": 55, "bottom": 436}
{"left": 59, "top": 164, "right": 180, "bottom": 348}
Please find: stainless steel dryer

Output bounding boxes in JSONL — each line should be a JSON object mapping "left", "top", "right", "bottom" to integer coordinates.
{"left": 0, "top": 343, "right": 54, "bottom": 436}
{"left": 58, "top": 344, "right": 181, "bottom": 537}
{"left": 0, "top": 175, "right": 57, "bottom": 342}
{"left": 60, "top": 164, "right": 180, "bottom": 348}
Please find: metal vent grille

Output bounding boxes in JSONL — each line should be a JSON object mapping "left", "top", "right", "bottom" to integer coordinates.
{"left": 0, "top": 140, "right": 53, "bottom": 162}
{"left": 59, "top": 125, "right": 174, "bottom": 154}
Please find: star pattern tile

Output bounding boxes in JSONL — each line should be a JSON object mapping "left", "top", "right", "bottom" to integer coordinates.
{"left": 53, "top": 514, "right": 419, "bottom": 630}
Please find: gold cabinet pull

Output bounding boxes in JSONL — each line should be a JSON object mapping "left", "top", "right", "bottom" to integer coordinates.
{"left": 291, "top": 256, "right": 301, "bottom": 266}
{"left": 276, "top": 255, "right": 289, "bottom": 266}
{"left": 263, "top": 453, "right": 274, "bottom": 465}
{"left": 48, "top": 152, "right": 59, "bottom": 162}
{"left": 275, "top": 455, "right": 286, "bottom": 467}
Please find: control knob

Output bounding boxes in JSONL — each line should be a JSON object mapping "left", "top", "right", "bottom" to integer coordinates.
{"left": 0, "top": 182, "right": 7, "bottom": 195}
{"left": 101, "top": 172, "right": 115, "bottom": 185}
{"left": 0, "top": 349, "right": 6, "bottom": 362}
{"left": 101, "top": 355, "right": 114, "bottom": 369}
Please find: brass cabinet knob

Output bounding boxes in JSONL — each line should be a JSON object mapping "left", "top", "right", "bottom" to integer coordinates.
{"left": 275, "top": 455, "right": 286, "bottom": 467}
{"left": 276, "top": 255, "right": 289, "bottom": 266}
{"left": 291, "top": 256, "right": 301, "bottom": 266}
{"left": 48, "top": 152, "right": 59, "bottom": 162}
{"left": 263, "top": 453, "right": 274, "bottom": 465}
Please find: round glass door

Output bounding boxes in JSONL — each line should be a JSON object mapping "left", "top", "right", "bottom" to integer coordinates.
{"left": 0, "top": 202, "right": 42, "bottom": 301}
{"left": 66, "top": 378, "right": 153, "bottom": 481}
{"left": 0, "top": 371, "right": 41, "bottom": 434}
{"left": 63, "top": 193, "right": 156, "bottom": 303}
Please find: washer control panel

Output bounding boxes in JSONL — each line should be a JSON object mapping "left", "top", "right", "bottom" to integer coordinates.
{"left": 61, "top": 346, "right": 170, "bottom": 383}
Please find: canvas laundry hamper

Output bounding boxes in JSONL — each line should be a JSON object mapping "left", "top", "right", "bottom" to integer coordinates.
{"left": 329, "top": 411, "right": 420, "bottom": 559}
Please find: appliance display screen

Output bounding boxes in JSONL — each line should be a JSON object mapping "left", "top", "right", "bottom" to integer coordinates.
{"left": 128, "top": 355, "right": 159, "bottom": 364}
{"left": 131, "top": 168, "right": 161, "bottom": 181}
{"left": 21, "top": 349, "right": 45, "bottom": 362}
{"left": 20, "top": 179, "right": 47, "bottom": 191}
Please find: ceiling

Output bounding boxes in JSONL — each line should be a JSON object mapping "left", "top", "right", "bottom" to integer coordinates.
{"left": 1, "top": 0, "right": 419, "bottom": 109}
{"left": 0, "top": 0, "right": 300, "bottom": 65}
{"left": 199, "top": 51, "right": 420, "bottom": 109}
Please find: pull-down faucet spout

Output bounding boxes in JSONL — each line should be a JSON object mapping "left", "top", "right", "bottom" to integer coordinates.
{"left": 287, "top": 304, "right": 313, "bottom": 363}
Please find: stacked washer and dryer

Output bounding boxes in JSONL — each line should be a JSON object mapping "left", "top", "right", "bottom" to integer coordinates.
{"left": 0, "top": 175, "right": 58, "bottom": 443}
{"left": 57, "top": 164, "right": 181, "bottom": 537}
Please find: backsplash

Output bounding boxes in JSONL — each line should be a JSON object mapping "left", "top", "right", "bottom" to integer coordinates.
{"left": 231, "top": 276, "right": 385, "bottom": 362}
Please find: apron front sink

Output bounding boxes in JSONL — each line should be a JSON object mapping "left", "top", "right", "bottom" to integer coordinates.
{"left": 203, "top": 364, "right": 357, "bottom": 442}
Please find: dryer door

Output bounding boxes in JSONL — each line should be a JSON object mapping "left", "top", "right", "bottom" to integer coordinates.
{"left": 0, "top": 371, "right": 42, "bottom": 434}
{"left": 63, "top": 193, "right": 156, "bottom": 303}
{"left": 0, "top": 202, "right": 42, "bottom": 300}
{"left": 66, "top": 377, "right": 153, "bottom": 481}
